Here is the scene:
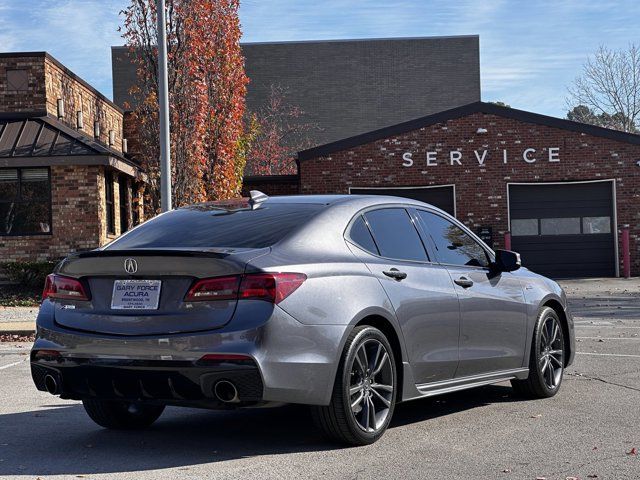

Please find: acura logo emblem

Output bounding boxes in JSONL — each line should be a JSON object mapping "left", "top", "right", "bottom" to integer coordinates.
{"left": 124, "top": 258, "right": 138, "bottom": 274}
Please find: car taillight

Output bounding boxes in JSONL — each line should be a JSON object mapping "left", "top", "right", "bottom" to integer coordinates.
{"left": 184, "top": 275, "right": 242, "bottom": 301}
{"left": 239, "top": 273, "right": 306, "bottom": 304}
{"left": 42, "top": 274, "right": 89, "bottom": 301}
{"left": 185, "top": 273, "right": 306, "bottom": 304}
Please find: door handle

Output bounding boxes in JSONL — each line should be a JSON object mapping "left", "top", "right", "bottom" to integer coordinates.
{"left": 383, "top": 268, "right": 407, "bottom": 280}
{"left": 454, "top": 276, "right": 474, "bottom": 288}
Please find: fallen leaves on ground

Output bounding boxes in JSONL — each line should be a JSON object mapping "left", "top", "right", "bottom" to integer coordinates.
{"left": 627, "top": 447, "right": 637, "bottom": 455}
{"left": 0, "top": 333, "right": 35, "bottom": 342}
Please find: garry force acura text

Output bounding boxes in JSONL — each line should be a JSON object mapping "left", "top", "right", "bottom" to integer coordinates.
{"left": 31, "top": 193, "right": 574, "bottom": 445}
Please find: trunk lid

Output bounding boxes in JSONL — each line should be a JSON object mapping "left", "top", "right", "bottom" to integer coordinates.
{"left": 53, "top": 248, "right": 269, "bottom": 336}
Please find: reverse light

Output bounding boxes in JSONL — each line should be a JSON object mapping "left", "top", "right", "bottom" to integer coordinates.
{"left": 185, "top": 273, "right": 306, "bottom": 304}
{"left": 42, "top": 274, "right": 89, "bottom": 301}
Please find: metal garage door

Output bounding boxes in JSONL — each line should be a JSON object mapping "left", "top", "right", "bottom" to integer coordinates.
{"left": 509, "top": 182, "right": 616, "bottom": 278}
{"left": 349, "top": 185, "right": 455, "bottom": 216}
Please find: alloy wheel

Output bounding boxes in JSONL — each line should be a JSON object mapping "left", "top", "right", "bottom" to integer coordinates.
{"left": 539, "top": 315, "right": 564, "bottom": 390}
{"left": 348, "top": 338, "right": 394, "bottom": 433}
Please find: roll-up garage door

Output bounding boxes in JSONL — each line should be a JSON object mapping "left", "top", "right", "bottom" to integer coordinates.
{"left": 509, "top": 182, "right": 616, "bottom": 278}
{"left": 349, "top": 185, "right": 455, "bottom": 216}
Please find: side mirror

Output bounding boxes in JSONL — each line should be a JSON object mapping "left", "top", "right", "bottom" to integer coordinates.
{"left": 493, "top": 249, "right": 521, "bottom": 272}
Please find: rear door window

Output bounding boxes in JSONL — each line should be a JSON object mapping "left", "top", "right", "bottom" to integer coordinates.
{"left": 416, "top": 210, "right": 489, "bottom": 268}
{"left": 363, "top": 208, "right": 428, "bottom": 262}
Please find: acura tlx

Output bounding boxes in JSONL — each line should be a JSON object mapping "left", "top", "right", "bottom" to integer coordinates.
{"left": 31, "top": 192, "right": 574, "bottom": 445}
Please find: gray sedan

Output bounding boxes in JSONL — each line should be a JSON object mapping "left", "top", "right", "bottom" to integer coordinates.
{"left": 31, "top": 193, "right": 574, "bottom": 445}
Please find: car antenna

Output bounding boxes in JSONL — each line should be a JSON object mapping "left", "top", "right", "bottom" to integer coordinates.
{"left": 248, "top": 190, "right": 269, "bottom": 209}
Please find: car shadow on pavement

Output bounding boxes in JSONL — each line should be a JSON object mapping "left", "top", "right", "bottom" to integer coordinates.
{"left": 0, "top": 385, "right": 518, "bottom": 476}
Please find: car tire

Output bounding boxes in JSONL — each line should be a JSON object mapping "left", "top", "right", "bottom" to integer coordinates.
{"left": 312, "top": 325, "right": 397, "bottom": 445}
{"left": 511, "top": 306, "right": 565, "bottom": 399}
{"left": 82, "top": 399, "right": 165, "bottom": 429}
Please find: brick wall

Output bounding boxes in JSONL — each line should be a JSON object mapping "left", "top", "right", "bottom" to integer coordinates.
{"left": 0, "top": 53, "right": 125, "bottom": 153}
{"left": 44, "top": 56, "right": 124, "bottom": 153}
{"left": 0, "top": 54, "right": 46, "bottom": 112}
{"left": 299, "top": 112, "right": 640, "bottom": 275}
{"left": 0, "top": 165, "right": 138, "bottom": 262}
{"left": 241, "top": 175, "right": 299, "bottom": 197}
{"left": 0, "top": 165, "right": 102, "bottom": 262}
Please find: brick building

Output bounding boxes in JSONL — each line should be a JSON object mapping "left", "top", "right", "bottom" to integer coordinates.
{"left": 288, "top": 102, "right": 640, "bottom": 278}
{"left": 0, "top": 52, "right": 143, "bottom": 262}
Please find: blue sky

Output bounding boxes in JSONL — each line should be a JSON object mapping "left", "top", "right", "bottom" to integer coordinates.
{"left": 1, "top": 0, "right": 638, "bottom": 117}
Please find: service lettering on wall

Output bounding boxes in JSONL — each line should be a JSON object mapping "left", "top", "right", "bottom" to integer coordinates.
{"left": 401, "top": 147, "right": 560, "bottom": 167}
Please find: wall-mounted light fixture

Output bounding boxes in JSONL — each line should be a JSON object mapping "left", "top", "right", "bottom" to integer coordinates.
{"left": 93, "top": 121, "right": 100, "bottom": 139}
{"left": 76, "top": 111, "right": 83, "bottom": 129}
{"left": 56, "top": 99, "right": 65, "bottom": 119}
{"left": 476, "top": 127, "right": 488, "bottom": 134}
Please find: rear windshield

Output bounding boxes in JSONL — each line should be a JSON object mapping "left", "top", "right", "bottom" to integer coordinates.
{"left": 106, "top": 203, "right": 323, "bottom": 250}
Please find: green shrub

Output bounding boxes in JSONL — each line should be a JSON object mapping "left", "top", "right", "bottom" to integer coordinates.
{"left": 0, "top": 261, "right": 57, "bottom": 288}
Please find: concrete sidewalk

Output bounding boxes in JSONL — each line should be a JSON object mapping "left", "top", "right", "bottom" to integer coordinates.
{"left": 0, "top": 306, "right": 38, "bottom": 334}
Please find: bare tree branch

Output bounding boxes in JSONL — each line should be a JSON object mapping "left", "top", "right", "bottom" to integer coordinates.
{"left": 567, "top": 44, "right": 640, "bottom": 133}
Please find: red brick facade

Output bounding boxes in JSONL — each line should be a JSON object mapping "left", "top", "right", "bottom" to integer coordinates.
{"left": 1, "top": 52, "right": 142, "bottom": 263}
{"left": 242, "top": 175, "right": 299, "bottom": 197}
{"left": 299, "top": 111, "right": 640, "bottom": 276}
{"left": 0, "top": 53, "right": 125, "bottom": 153}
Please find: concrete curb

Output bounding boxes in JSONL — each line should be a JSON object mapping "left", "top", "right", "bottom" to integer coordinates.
{"left": 0, "top": 321, "right": 35, "bottom": 334}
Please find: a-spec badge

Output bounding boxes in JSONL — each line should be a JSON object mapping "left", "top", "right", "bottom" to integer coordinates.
{"left": 124, "top": 258, "right": 138, "bottom": 274}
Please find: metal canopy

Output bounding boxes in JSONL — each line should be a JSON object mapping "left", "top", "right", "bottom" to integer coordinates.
{"left": 0, "top": 114, "right": 127, "bottom": 159}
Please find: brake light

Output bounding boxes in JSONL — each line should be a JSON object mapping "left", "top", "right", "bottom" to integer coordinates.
{"left": 239, "top": 273, "right": 306, "bottom": 304}
{"left": 185, "top": 273, "right": 306, "bottom": 304}
{"left": 184, "top": 275, "right": 241, "bottom": 301}
{"left": 42, "top": 274, "right": 89, "bottom": 301}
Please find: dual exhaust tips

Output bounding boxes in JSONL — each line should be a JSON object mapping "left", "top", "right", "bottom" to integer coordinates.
{"left": 45, "top": 373, "right": 240, "bottom": 404}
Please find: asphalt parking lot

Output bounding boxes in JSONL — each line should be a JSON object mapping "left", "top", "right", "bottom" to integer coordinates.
{"left": 0, "top": 278, "right": 638, "bottom": 480}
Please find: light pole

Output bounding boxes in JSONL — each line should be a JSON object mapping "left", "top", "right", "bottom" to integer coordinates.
{"left": 156, "top": 0, "right": 172, "bottom": 212}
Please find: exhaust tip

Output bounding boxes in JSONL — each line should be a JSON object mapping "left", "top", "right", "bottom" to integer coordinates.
{"left": 214, "top": 380, "right": 240, "bottom": 403}
{"left": 44, "top": 374, "right": 60, "bottom": 395}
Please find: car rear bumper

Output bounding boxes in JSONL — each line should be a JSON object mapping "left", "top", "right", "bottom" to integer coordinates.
{"left": 32, "top": 300, "right": 348, "bottom": 406}
{"left": 31, "top": 355, "right": 263, "bottom": 408}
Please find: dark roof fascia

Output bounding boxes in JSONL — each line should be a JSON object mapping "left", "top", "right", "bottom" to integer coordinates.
{"left": 243, "top": 174, "right": 299, "bottom": 184}
{"left": 297, "top": 101, "right": 640, "bottom": 161}
{"left": 0, "top": 111, "right": 48, "bottom": 120}
{"left": 0, "top": 51, "right": 123, "bottom": 114}
{"left": 0, "top": 155, "right": 143, "bottom": 179}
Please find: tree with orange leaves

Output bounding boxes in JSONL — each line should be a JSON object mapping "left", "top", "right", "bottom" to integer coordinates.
{"left": 121, "top": 0, "right": 248, "bottom": 213}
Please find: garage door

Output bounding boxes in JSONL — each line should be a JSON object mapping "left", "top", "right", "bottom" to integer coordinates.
{"left": 350, "top": 185, "right": 455, "bottom": 216}
{"left": 509, "top": 182, "right": 616, "bottom": 278}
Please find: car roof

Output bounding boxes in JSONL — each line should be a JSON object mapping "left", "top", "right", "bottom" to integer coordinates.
{"left": 180, "top": 193, "right": 440, "bottom": 213}
{"left": 264, "top": 194, "right": 428, "bottom": 207}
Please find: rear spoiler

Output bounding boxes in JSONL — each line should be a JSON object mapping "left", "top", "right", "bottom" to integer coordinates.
{"left": 74, "top": 249, "right": 240, "bottom": 259}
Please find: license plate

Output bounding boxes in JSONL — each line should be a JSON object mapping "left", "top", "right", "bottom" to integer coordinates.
{"left": 111, "top": 280, "right": 162, "bottom": 310}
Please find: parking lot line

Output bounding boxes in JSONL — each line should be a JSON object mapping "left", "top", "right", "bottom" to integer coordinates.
{"left": 575, "top": 325, "right": 640, "bottom": 329}
{"left": 0, "top": 359, "right": 26, "bottom": 370}
{"left": 576, "top": 336, "right": 640, "bottom": 340}
{"left": 576, "top": 352, "right": 640, "bottom": 358}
